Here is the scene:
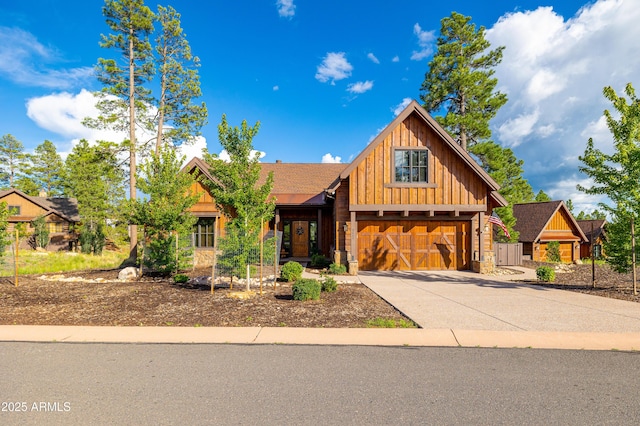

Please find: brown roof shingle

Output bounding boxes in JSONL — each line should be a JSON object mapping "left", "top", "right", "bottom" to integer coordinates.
{"left": 513, "top": 201, "right": 564, "bottom": 242}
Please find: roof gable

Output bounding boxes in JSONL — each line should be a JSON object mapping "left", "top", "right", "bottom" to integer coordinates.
{"left": 338, "top": 100, "right": 506, "bottom": 207}
{"left": 0, "top": 188, "right": 79, "bottom": 222}
{"left": 577, "top": 219, "right": 607, "bottom": 241}
{"left": 513, "top": 201, "right": 587, "bottom": 242}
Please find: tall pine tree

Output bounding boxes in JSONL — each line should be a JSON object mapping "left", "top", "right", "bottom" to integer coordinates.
{"left": 420, "top": 12, "right": 507, "bottom": 151}
{"left": 23, "top": 140, "right": 65, "bottom": 196}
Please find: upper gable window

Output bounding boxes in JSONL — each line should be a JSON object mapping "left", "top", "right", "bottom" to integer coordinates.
{"left": 8, "top": 205, "right": 20, "bottom": 215}
{"left": 394, "top": 149, "right": 428, "bottom": 183}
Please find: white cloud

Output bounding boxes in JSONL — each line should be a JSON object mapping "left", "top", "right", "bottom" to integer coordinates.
{"left": 486, "top": 0, "right": 640, "bottom": 207}
{"left": 276, "top": 0, "right": 295, "bottom": 18}
{"left": 0, "top": 26, "right": 93, "bottom": 89}
{"left": 25, "top": 89, "right": 209, "bottom": 165}
{"left": 321, "top": 153, "right": 342, "bottom": 163}
{"left": 410, "top": 23, "right": 435, "bottom": 61}
{"left": 392, "top": 98, "right": 412, "bottom": 116}
{"left": 315, "top": 52, "right": 353, "bottom": 84}
{"left": 176, "top": 136, "right": 207, "bottom": 163}
{"left": 367, "top": 53, "right": 380, "bottom": 64}
{"left": 273, "top": 85, "right": 279, "bottom": 91}
{"left": 392, "top": 56, "right": 400, "bottom": 63}
{"left": 347, "top": 80, "right": 373, "bottom": 94}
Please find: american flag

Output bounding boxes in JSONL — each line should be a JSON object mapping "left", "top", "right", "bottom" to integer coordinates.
{"left": 489, "top": 211, "right": 510, "bottom": 239}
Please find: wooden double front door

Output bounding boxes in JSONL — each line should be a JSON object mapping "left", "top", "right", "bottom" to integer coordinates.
{"left": 357, "top": 220, "right": 470, "bottom": 271}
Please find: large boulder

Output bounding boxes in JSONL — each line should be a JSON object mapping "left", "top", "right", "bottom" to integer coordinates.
{"left": 118, "top": 266, "right": 139, "bottom": 281}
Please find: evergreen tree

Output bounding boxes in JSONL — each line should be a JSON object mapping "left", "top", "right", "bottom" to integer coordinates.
{"left": 535, "top": 190, "right": 551, "bottom": 202}
{"left": 153, "top": 5, "right": 207, "bottom": 154}
{"left": 128, "top": 146, "right": 199, "bottom": 274}
{"left": 0, "top": 134, "right": 26, "bottom": 189}
{"left": 420, "top": 12, "right": 507, "bottom": 151}
{"left": 471, "top": 141, "right": 534, "bottom": 241}
{"left": 85, "top": 0, "right": 155, "bottom": 259}
{"left": 202, "top": 115, "right": 275, "bottom": 284}
{"left": 23, "top": 140, "right": 65, "bottom": 196}
{"left": 578, "top": 83, "right": 640, "bottom": 272}
{"left": 64, "top": 139, "right": 126, "bottom": 254}
{"left": 14, "top": 176, "right": 40, "bottom": 196}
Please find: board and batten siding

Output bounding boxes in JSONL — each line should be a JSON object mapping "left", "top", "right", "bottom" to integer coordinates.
{"left": 348, "top": 113, "right": 487, "bottom": 208}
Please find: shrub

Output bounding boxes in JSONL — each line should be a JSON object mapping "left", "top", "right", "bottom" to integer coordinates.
{"left": 173, "top": 274, "right": 189, "bottom": 284}
{"left": 536, "top": 266, "right": 555, "bottom": 282}
{"left": 328, "top": 262, "right": 347, "bottom": 275}
{"left": 546, "top": 241, "right": 561, "bottom": 263}
{"left": 310, "top": 253, "right": 331, "bottom": 268}
{"left": 321, "top": 276, "right": 338, "bottom": 292}
{"left": 292, "top": 278, "right": 321, "bottom": 301}
{"left": 281, "top": 261, "right": 304, "bottom": 282}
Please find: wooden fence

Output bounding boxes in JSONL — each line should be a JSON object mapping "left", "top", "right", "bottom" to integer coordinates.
{"left": 494, "top": 243, "right": 523, "bottom": 266}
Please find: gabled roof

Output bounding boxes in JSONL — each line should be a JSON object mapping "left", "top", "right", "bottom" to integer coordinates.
{"left": 0, "top": 188, "right": 79, "bottom": 222}
{"left": 577, "top": 219, "right": 607, "bottom": 242}
{"left": 338, "top": 99, "right": 507, "bottom": 207}
{"left": 182, "top": 158, "right": 346, "bottom": 206}
{"left": 513, "top": 200, "right": 587, "bottom": 243}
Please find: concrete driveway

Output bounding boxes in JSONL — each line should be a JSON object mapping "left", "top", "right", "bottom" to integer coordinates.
{"left": 359, "top": 268, "right": 640, "bottom": 333}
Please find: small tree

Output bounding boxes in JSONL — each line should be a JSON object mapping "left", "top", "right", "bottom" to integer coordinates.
{"left": 0, "top": 134, "right": 27, "bottom": 189}
{"left": 578, "top": 83, "right": 640, "bottom": 272}
{"left": 0, "top": 202, "right": 10, "bottom": 264}
{"left": 202, "top": 115, "right": 275, "bottom": 285}
{"left": 23, "top": 140, "right": 65, "bottom": 196}
{"left": 546, "top": 241, "right": 561, "bottom": 263}
{"left": 128, "top": 145, "right": 199, "bottom": 274}
{"left": 31, "top": 215, "right": 49, "bottom": 249}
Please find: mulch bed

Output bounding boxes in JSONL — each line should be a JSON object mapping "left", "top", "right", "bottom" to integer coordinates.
{"left": 0, "top": 268, "right": 410, "bottom": 328}
{"left": 519, "top": 260, "right": 640, "bottom": 304}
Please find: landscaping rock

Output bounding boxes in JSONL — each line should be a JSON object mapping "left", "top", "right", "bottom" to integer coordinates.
{"left": 118, "top": 267, "right": 139, "bottom": 281}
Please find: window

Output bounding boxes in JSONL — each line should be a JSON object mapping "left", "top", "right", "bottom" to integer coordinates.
{"left": 193, "top": 218, "right": 215, "bottom": 248}
{"left": 47, "top": 222, "right": 64, "bottom": 233}
{"left": 8, "top": 205, "right": 20, "bottom": 215}
{"left": 394, "top": 149, "right": 428, "bottom": 183}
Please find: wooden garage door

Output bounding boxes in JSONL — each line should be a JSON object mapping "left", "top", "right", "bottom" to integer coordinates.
{"left": 358, "top": 220, "right": 470, "bottom": 271}
{"left": 541, "top": 242, "right": 574, "bottom": 263}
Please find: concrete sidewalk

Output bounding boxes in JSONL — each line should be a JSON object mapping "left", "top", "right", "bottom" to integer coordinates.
{"left": 2, "top": 267, "right": 640, "bottom": 351}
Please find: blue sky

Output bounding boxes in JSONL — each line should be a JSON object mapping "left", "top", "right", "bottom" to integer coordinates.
{"left": 0, "top": 0, "right": 638, "bottom": 213}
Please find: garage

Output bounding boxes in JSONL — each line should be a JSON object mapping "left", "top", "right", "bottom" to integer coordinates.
{"left": 357, "top": 220, "right": 470, "bottom": 271}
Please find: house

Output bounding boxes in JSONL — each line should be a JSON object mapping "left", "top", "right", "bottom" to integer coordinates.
{"left": 577, "top": 219, "right": 606, "bottom": 259}
{"left": 184, "top": 100, "right": 507, "bottom": 273}
{"left": 512, "top": 200, "right": 588, "bottom": 263}
{"left": 0, "top": 188, "right": 80, "bottom": 251}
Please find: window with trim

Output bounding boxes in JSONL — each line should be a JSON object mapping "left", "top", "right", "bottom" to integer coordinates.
{"left": 8, "top": 205, "right": 20, "bottom": 215}
{"left": 394, "top": 149, "right": 428, "bottom": 183}
{"left": 193, "top": 218, "right": 215, "bottom": 247}
{"left": 47, "top": 222, "right": 64, "bottom": 233}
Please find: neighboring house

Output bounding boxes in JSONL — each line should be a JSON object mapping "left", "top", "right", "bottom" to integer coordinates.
{"left": 577, "top": 219, "right": 607, "bottom": 259}
{"left": 184, "top": 100, "right": 507, "bottom": 273}
{"left": 512, "top": 201, "right": 588, "bottom": 263}
{"left": 0, "top": 188, "right": 80, "bottom": 251}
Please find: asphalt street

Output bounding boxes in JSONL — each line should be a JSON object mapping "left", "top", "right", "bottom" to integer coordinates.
{"left": 1, "top": 342, "right": 639, "bottom": 425}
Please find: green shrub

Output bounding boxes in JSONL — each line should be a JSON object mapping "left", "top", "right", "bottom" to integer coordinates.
{"left": 546, "top": 241, "right": 561, "bottom": 263}
{"left": 292, "top": 278, "right": 321, "bottom": 301}
{"left": 536, "top": 266, "right": 555, "bottom": 282}
{"left": 281, "top": 261, "right": 304, "bottom": 282}
{"left": 173, "top": 274, "right": 189, "bottom": 284}
{"left": 310, "top": 253, "right": 331, "bottom": 268}
{"left": 328, "top": 262, "right": 347, "bottom": 275}
{"left": 321, "top": 276, "right": 338, "bottom": 292}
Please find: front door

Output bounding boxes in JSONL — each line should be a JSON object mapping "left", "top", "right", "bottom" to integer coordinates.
{"left": 291, "top": 220, "right": 309, "bottom": 257}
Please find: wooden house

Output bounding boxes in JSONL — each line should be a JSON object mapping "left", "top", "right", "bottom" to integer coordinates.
{"left": 512, "top": 201, "right": 587, "bottom": 263}
{"left": 185, "top": 100, "right": 506, "bottom": 273}
{"left": 577, "top": 219, "right": 606, "bottom": 259}
{"left": 0, "top": 188, "right": 80, "bottom": 251}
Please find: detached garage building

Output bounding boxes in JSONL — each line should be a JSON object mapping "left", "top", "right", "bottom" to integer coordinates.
{"left": 185, "top": 100, "right": 506, "bottom": 273}
{"left": 512, "top": 201, "right": 587, "bottom": 263}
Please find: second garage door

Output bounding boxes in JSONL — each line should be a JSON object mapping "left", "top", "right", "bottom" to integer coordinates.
{"left": 357, "top": 220, "right": 470, "bottom": 271}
